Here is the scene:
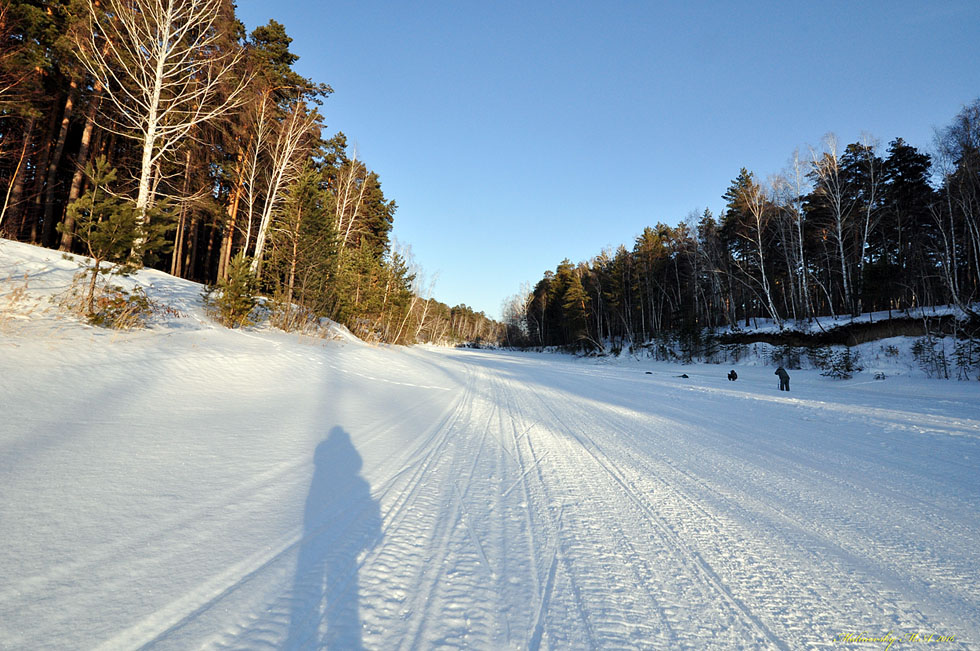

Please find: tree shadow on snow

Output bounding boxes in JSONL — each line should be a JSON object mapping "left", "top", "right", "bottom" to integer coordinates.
{"left": 286, "top": 427, "right": 381, "bottom": 649}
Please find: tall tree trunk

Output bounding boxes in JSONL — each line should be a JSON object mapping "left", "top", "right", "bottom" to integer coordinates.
{"left": 204, "top": 219, "right": 220, "bottom": 281}
{"left": 284, "top": 206, "right": 304, "bottom": 325}
{"left": 42, "top": 79, "right": 79, "bottom": 246}
{"left": 60, "top": 83, "right": 103, "bottom": 251}
{"left": 796, "top": 214, "right": 811, "bottom": 320}
{"left": 171, "top": 149, "right": 194, "bottom": 276}
{"left": 218, "top": 158, "right": 244, "bottom": 281}
{"left": 28, "top": 102, "right": 62, "bottom": 242}
{"left": 780, "top": 223, "right": 798, "bottom": 321}
{"left": 250, "top": 102, "right": 314, "bottom": 276}
{"left": 0, "top": 118, "right": 34, "bottom": 237}
{"left": 834, "top": 217, "right": 851, "bottom": 314}
{"left": 184, "top": 205, "right": 204, "bottom": 281}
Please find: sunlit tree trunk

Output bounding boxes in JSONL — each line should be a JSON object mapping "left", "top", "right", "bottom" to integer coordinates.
{"left": 0, "top": 118, "right": 33, "bottom": 237}
{"left": 811, "top": 134, "right": 855, "bottom": 315}
{"left": 250, "top": 100, "right": 316, "bottom": 276}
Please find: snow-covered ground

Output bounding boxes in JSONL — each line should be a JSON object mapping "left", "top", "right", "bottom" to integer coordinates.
{"left": 2, "top": 239, "right": 978, "bottom": 650}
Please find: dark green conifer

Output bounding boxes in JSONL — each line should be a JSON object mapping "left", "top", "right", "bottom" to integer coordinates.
{"left": 59, "top": 156, "right": 170, "bottom": 315}
{"left": 208, "top": 252, "right": 259, "bottom": 328}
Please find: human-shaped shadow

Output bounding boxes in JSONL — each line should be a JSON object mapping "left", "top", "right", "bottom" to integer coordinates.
{"left": 286, "top": 427, "right": 381, "bottom": 650}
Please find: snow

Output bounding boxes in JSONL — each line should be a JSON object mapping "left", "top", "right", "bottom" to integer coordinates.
{"left": 1, "top": 238, "right": 979, "bottom": 649}
{"left": 716, "top": 305, "right": 970, "bottom": 336}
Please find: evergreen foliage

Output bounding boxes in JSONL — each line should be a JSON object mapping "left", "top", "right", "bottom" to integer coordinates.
{"left": 1, "top": 0, "right": 976, "bottom": 350}
{"left": 952, "top": 336, "right": 980, "bottom": 381}
{"left": 819, "top": 348, "right": 863, "bottom": 380}
{"left": 911, "top": 336, "right": 951, "bottom": 379}
{"left": 806, "top": 345, "right": 832, "bottom": 370}
{"left": 58, "top": 156, "right": 171, "bottom": 315}
{"left": 205, "top": 252, "right": 259, "bottom": 328}
{"left": 772, "top": 344, "right": 802, "bottom": 370}
{"left": 265, "top": 163, "right": 336, "bottom": 329}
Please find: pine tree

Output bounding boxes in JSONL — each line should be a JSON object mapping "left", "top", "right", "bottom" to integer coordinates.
{"left": 879, "top": 138, "right": 936, "bottom": 311}
{"left": 207, "top": 251, "right": 259, "bottom": 328}
{"left": 58, "top": 156, "right": 163, "bottom": 315}
{"left": 561, "top": 272, "right": 591, "bottom": 349}
{"left": 266, "top": 163, "right": 336, "bottom": 328}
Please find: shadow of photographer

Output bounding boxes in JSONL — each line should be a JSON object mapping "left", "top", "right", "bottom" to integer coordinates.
{"left": 286, "top": 426, "right": 381, "bottom": 649}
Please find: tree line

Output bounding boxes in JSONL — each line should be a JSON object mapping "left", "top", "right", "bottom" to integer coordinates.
{"left": 0, "top": 0, "right": 500, "bottom": 345}
{"left": 504, "top": 102, "right": 980, "bottom": 351}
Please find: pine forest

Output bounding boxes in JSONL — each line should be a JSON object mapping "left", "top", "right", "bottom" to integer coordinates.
{"left": 1, "top": 1, "right": 978, "bottom": 352}
{"left": 0, "top": 0, "right": 499, "bottom": 345}
{"left": 501, "top": 117, "right": 980, "bottom": 354}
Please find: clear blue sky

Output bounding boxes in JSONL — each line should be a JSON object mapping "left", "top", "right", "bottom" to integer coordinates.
{"left": 235, "top": 0, "right": 980, "bottom": 320}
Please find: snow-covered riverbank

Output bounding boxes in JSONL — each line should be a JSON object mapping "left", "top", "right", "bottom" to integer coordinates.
{"left": 2, "top": 239, "right": 978, "bottom": 649}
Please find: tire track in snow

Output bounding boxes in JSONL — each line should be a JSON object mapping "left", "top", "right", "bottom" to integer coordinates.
{"left": 468, "top": 363, "right": 663, "bottom": 647}
{"left": 528, "top": 506, "right": 563, "bottom": 651}
{"left": 549, "top": 394, "right": 860, "bottom": 649}
{"left": 556, "top": 419, "right": 794, "bottom": 650}
{"left": 631, "top": 426, "right": 979, "bottom": 646}
{"left": 540, "top": 373, "right": 978, "bottom": 649}
{"left": 394, "top": 373, "right": 496, "bottom": 648}
{"left": 495, "top": 373, "right": 686, "bottom": 648}
{"left": 578, "top": 383, "right": 980, "bottom": 639}
{"left": 81, "top": 388, "right": 457, "bottom": 651}
{"left": 208, "top": 375, "right": 472, "bottom": 649}
{"left": 398, "top": 361, "right": 543, "bottom": 649}
{"left": 478, "top": 364, "right": 601, "bottom": 649}
{"left": 491, "top": 369, "right": 572, "bottom": 650}
{"left": 481, "top": 370, "right": 569, "bottom": 647}
{"left": 508, "top": 367, "right": 789, "bottom": 649}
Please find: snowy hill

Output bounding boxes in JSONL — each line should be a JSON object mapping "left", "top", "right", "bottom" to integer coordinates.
{"left": 2, "top": 238, "right": 979, "bottom": 649}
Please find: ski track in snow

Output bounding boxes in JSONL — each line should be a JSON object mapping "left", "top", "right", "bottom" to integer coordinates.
{"left": 4, "top": 346, "right": 978, "bottom": 650}
{"left": 2, "top": 240, "right": 980, "bottom": 650}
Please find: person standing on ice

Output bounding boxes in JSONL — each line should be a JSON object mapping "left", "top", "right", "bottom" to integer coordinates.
{"left": 775, "top": 365, "right": 790, "bottom": 391}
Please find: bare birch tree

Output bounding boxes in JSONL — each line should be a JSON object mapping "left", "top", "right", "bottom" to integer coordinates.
{"left": 334, "top": 152, "right": 369, "bottom": 257}
{"left": 810, "top": 134, "right": 857, "bottom": 315}
{"left": 736, "top": 174, "right": 782, "bottom": 328}
{"left": 852, "top": 134, "right": 884, "bottom": 315}
{"left": 75, "top": 0, "right": 247, "bottom": 229}
{"left": 933, "top": 100, "right": 980, "bottom": 316}
{"left": 786, "top": 149, "right": 813, "bottom": 319}
{"left": 411, "top": 270, "right": 440, "bottom": 341}
{"left": 216, "top": 93, "right": 269, "bottom": 279}
{"left": 249, "top": 98, "right": 319, "bottom": 275}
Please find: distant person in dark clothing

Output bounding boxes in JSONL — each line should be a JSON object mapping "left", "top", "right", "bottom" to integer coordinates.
{"left": 728, "top": 370, "right": 738, "bottom": 381}
{"left": 775, "top": 366, "right": 790, "bottom": 391}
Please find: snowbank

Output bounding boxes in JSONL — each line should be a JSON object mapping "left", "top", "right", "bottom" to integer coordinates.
{"left": 2, "top": 239, "right": 978, "bottom": 649}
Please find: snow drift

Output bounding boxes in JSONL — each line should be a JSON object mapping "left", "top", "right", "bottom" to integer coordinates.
{"left": 1, "top": 239, "right": 978, "bottom": 649}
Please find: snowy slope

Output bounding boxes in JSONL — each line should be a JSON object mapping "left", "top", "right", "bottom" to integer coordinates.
{"left": 1, "top": 239, "right": 979, "bottom": 650}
